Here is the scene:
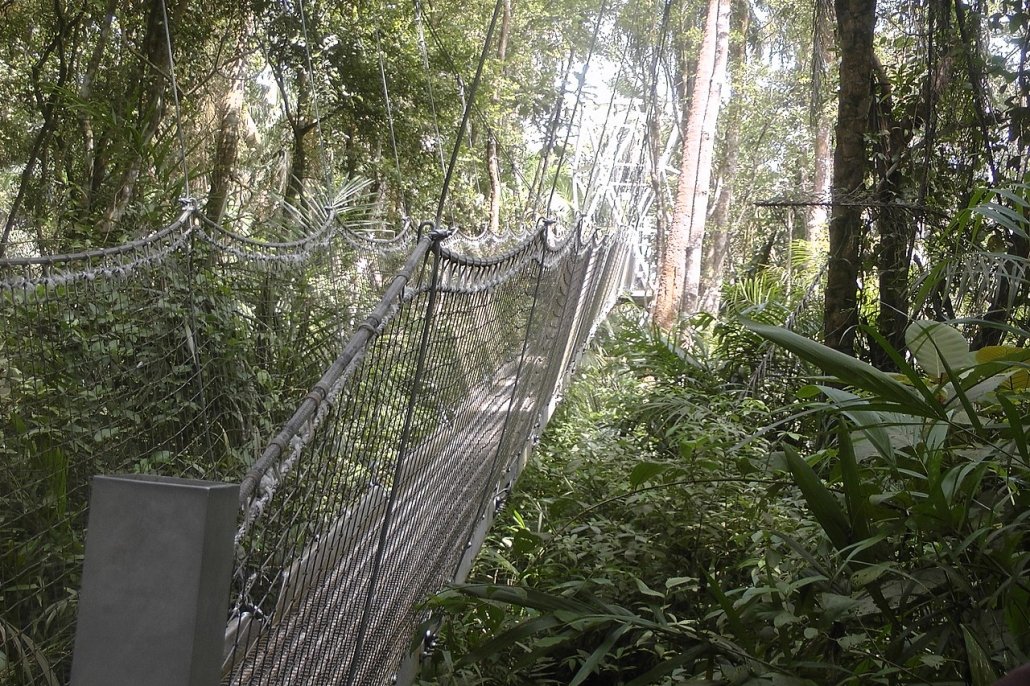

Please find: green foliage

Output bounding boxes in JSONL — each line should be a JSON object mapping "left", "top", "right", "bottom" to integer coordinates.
{"left": 422, "top": 311, "right": 1030, "bottom": 684}
{"left": 422, "top": 311, "right": 796, "bottom": 684}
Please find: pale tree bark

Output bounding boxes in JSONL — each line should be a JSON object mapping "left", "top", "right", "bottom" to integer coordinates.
{"left": 205, "top": 68, "right": 245, "bottom": 224}
{"left": 807, "top": 0, "right": 834, "bottom": 242}
{"left": 486, "top": 0, "right": 511, "bottom": 235}
{"left": 205, "top": 27, "right": 251, "bottom": 226}
{"left": 699, "top": 1, "right": 747, "bottom": 315}
{"left": 824, "top": 0, "right": 876, "bottom": 355}
{"left": 698, "top": 114, "right": 738, "bottom": 315}
{"left": 653, "top": 0, "right": 731, "bottom": 327}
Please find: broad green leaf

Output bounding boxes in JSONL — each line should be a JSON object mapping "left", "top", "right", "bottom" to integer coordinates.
{"left": 997, "top": 394, "right": 1030, "bottom": 465}
{"left": 973, "top": 345, "right": 1030, "bottom": 392}
{"left": 570, "top": 624, "right": 631, "bottom": 686}
{"left": 961, "top": 625, "right": 999, "bottom": 686}
{"left": 783, "top": 445, "right": 850, "bottom": 550}
{"left": 851, "top": 562, "right": 893, "bottom": 587}
{"left": 630, "top": 461, "right": 669, "bottom": 488}
{"left": 744, "top": 322, "right": 938, "bottom": 417}
{"left": 837, "top": 427, "right": 871, "bottom": 543}
{"left": 624, "top": 645, "right": 710, "bottom": 686}
{"left": 819, "top": 593, "right": 860, "bottom": 619}
{"left": 665, "top": 576, "right": 696, "bottom": 590}
{"left": 634, "top": 577, "right": 665, "bottom": 598}
{"left": 457, "top": 615, "right": 563, "bottom": 666}
{"left": 905, "top": 320, "right": 974, "bottom": 378}
{"left": 701, "top": 568, "right": 749, "bottom": 644}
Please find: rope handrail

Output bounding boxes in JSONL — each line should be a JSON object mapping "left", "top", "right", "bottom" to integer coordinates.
{"left": 0, "top": 209, "right": 193, "bottom": 269}
{"left": 224, "top": 212, "right": 630, "bottom": 685}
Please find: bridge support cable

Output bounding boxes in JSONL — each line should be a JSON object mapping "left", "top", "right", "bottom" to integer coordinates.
{"left": 342, "top": 226, "right": 449, "bottom": 683}
{"left": 544, "top": 0, "right": 609, "bottom": 217}
{"left": 221, "top": 216, "right": 630, "bottom": 685}
{"left": 435, "top": 0, "right": 505, "bottom": 226}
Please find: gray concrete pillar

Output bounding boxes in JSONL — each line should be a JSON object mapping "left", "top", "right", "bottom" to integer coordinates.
{"left": 71, "top": 474, "right": 238, "bottom": 686}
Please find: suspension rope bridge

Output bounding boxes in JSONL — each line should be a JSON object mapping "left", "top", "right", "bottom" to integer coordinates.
{"left": 0, "top": 0, "right": 665, "bottom": 682}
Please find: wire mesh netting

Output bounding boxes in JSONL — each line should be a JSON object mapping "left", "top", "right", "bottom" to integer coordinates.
{"left": 0, "top": 197, "right": 414, "bottom": 685}
{"left": 224, "top": 220, "right": 629, "bottom": 684}
{"left": 1, "top": 194, "right": 629, "bottom": 684}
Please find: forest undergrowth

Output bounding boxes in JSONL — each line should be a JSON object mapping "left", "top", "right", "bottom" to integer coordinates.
{"left": 421, "top": 304, "right": 1030, "bottom": 685}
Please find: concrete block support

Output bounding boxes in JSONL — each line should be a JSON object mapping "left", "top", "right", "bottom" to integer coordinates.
{"left": 71, "top": 474, "right": 239, "bottom": 686}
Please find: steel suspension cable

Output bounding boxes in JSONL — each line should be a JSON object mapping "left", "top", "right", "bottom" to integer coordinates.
{"left": 525, "top": 47, "right": 576, "bottom": 219}
{"left": 581, "top": 38, "right": 630, "bottom": 215}
{"left": 297, "top": 0, "right": 333, "bottom": 188}
{"left": 435, "top": 0, "right": 506, "bottom": 225}
{"left": 545, "top": 0, "right": 610, "bottom": 216}
{"left": 376, "top": 29, "right": 410, "bottom": 218}
{"left": 159, "top": 0, "right": 191, "bottom": 202}
{"left": 419, "top": 11, "right": 535, "bottom": 217}
{"left": 413, "top": 0, "right": 448, "bottom": 174}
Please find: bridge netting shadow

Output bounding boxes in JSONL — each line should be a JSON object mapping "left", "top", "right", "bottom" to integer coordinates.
{"left": 0, "top": 200, "right": 629, "bottom": 684}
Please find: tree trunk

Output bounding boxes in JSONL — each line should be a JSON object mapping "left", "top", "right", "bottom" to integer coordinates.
{"left": 699, "top": 2, "right": 746, "bottom": 315}
{"left": 284, "top": 68, "right": 312, "bottom": 211}
{"left": 285, "top": 125, "right": 310, "bottom": 211}
{"left": 869, "top": 56, "right": 920, "bottom": 368}
{"left": 98, "top": 0, "right": 182, "bottom": 235}
{"left": 205, "top": 55, "right": 248, "bottom": 225}
{"left": 0, "top": 5, "right": 78, "bottom": 256}
{"left": 486, "top": 0, "right": 511, "bottom": 235}
{"left": 77, "top": 0, "right": 118, "bottom": 217}
{"left": 823, "top": 0, "right": 876, "bottom": 355}
{"left": 809, "top": 118, "right": 832, "bottom": 240}
{"left": 807, "top": 0, "right": 834, "bottom": 243}
{"left": 647, "top": 106, "right": 669, "bottom": 282}
{"left": 653, "top": 0, "right": 731, "bottom": 327}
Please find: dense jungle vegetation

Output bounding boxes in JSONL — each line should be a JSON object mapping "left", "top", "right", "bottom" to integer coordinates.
{"left": 3, "top": 0, "right": 1030, "bottom": 683}
{"left": 424, "top": 304, "right": 1030, "bottom": 683}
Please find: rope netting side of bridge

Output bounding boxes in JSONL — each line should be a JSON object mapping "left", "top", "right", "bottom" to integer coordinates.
{"left": 0, "top": 198, "right": 413, "bottom": 685}
{"left": 224, "top": 220, "right": 629, "bottom": 684}
{"left": 0, "top": 195, "right": 629, "bottom": 683}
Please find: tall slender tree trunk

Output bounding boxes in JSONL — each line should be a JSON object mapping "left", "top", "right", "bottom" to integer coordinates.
{"left": 699, "top": 117, "right": 738, "bottom": 315}
{"left": 824, "top": 0, "right": 876, "bottom": 355}
{"left": 78, "top": 0, "right": 118, "bottom": 217}
{"left": 699, "top": 1, "right": 746, "bottom": 315}
{"left": 0, "top": 6, "right": 78, "bottom": 256}
{"left": 284, "top": 68, "right": 312, "bottom": 211}
{"left": 807, "top": 0, "right": 834, "bottom": 243}
{"left": 486, "top": 0, "right": 511, "bottom": 235}
{"left": 653, "top": 0, "right": 731, "bottom": 327}
{"left": 870, "top": 56, "right": 919, "bottom": 368}
{"left": 206, "top": 31, "right": 250, "bottom": 226}
{"left": 99, "top": 0, "right": 184, "bottom": 235}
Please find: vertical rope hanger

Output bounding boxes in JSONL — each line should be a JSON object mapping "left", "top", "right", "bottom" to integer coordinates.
{"left": 376, "top": 29, "right": 411, "bottom": 218}
{"left": 296, "top": 0, "right": 333, "bottom": 191}
{"left": 435, "top": 0, "right": 506, "bottom": 226}
{"left": 417, "top": 6, "right": 533, "bottom": 222}
{"left": 525, "top": 48, "right": 576, "bottom": 221}
{"left": 545, "top": 0, "right": 611, "bottom": 218}
{"left": 159, "top": 0, "right": 192, "bottom": 204}
{"left": 413, "top": 0, "right": 448, "bottom": 175}
{"left": 158, "top": 0, "right": 219, "bottom": 465}
{"left": 581, "top": 39, "right": 630, "bottom": 219}
{"left": 632, "top": 0, "right": 675, "bottom": 234}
